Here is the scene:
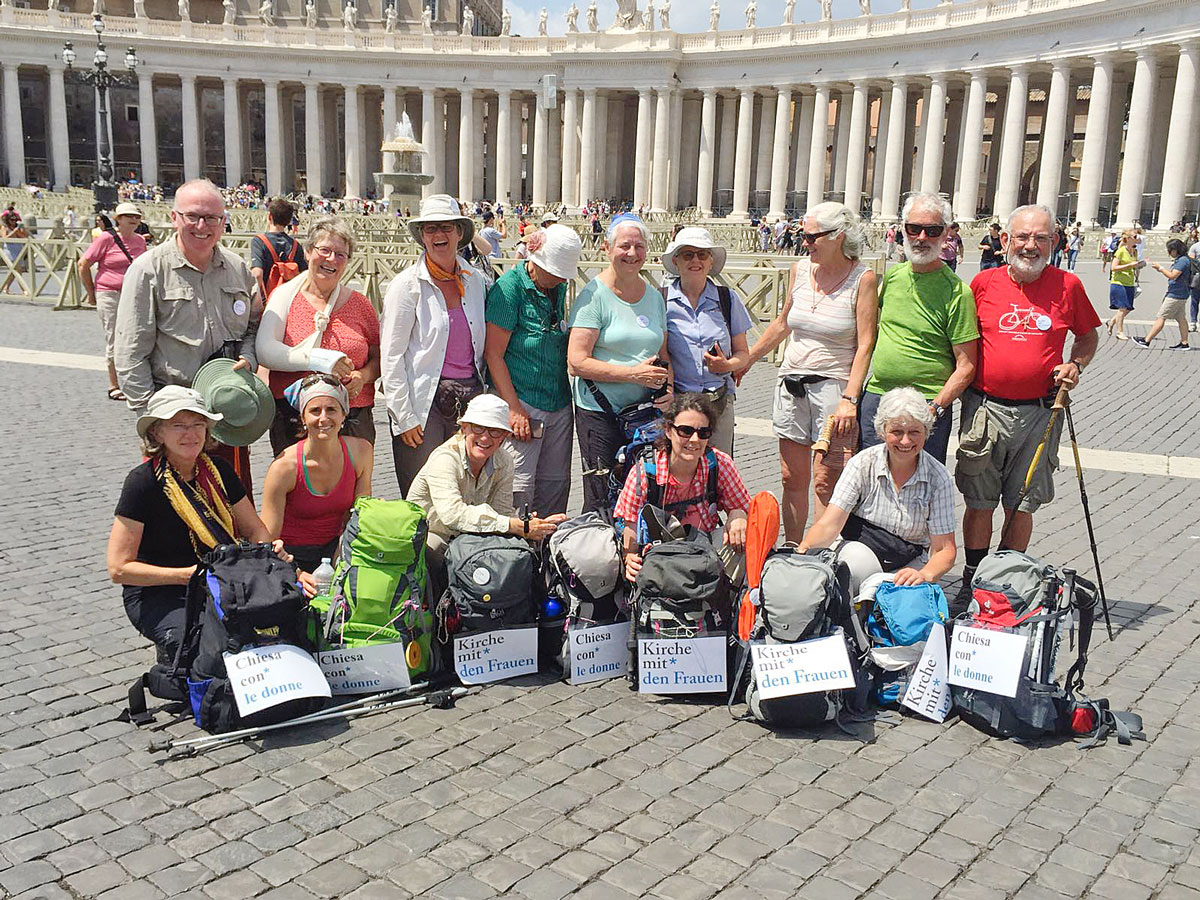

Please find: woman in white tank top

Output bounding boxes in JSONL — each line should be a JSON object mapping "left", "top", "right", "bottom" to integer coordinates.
{"left": 741, "top": 202, "right": 880, "bottom": 543}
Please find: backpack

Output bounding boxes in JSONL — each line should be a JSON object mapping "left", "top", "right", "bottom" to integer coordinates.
{"left": 851, "top": 576, "right": 950, "bottom": 708}
{"left": 543, "top": 512, "right": 627, "bottom": 666}
{"left": 627, "top": 447, "right": 720, "bottom": 543}
{"left": 316, "top": 498, "right": 435, "bottom": 679}
{"left": 951, "top": 550, "right": 1143, "bottom": 745}
{"left": 735, "top": 547, "right": 856, "bottom": 728}
{"left": 258, "top": 232, "right": 302, "bottom": 296}
{"left": 124, "top": 541, "right": 323, "bottom": 734}
{"left": 437, "top": 534, "right": 540, "bottom": 638}
{"left": 1189, "top": 256, "right": 1200, "bottom": 292}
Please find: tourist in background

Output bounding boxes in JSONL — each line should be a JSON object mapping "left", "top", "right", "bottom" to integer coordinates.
{"left": 978, "top": 222, "right": 1003, "bottom": 270}
{"left": 79, "top": 202, "right": 147, "bottom": 403}
{"left": 1066, "top": 222, "right": 1083, "bottom": 272}
{"left": 1106, "top": 230, "right": 1142, "bottom": 341}
{"left": 250, "top": 197, "right": 307, "bottom": 302}
{"left": 741, "top": 202, "right": 878, "bottom": 543}
{"left": 1134, "top": 240, "right": 1193, "bottom": 350}
{"left": 939, "top": 222, "right": 964, "bottom": 272}
{"left": 661, "top": 227, "right": 752, "bottom": 456}
{"left": 381, "top": 194, "right": 487, "bottom": 496}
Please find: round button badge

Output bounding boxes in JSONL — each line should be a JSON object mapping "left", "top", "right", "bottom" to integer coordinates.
{"left": 1035, "top": 315, "right": 1052, "bottom": 332}
{"left": 232, "top": 299, "right": 247, "bottom": 316}
{"left": 636, "top": 315, "right": 650, "bottom": 328}
{"left": 472, "top": 566, "right": 491, "bottom": 586}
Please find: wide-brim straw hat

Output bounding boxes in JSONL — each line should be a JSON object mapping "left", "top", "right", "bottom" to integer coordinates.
{"left": 191, "top": 359, "right": 275, "bottom": 447}
{"left": 136, "top": 385, "right": 223, "bottom": 439}
{"left": 114, "top": 202, "right": 143, "bottom": 218}
{"left": 528, "top": 224, "right": 583, "bottom": 281}
{"left": 408, "top": 193, "right": 475, "bottom": 248}
{"left": 663, "top": 226, "right": 728, "bottom": 276}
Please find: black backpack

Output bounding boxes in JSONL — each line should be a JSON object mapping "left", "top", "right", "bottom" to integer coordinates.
{"left": 437, "top": 534, "right": 540, "bottom": 638}
{"left": 124, "top": 542, "right": 324, "bottom": 734}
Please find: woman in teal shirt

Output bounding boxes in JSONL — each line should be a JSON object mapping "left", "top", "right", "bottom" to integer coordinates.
{"left": 567, "top": 215, "right": 673, "bottom": 512}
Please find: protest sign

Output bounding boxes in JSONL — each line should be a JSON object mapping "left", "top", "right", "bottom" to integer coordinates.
{"left": 750, "top": 632, "right": 856, "bottom": 701}
{"left": 638, "top": 636, "right": 727, "bottom": 694}
{"left": 568, "top": 621, "right": 630, "bottom": 685}
{"left": 902, "top": 622, "right": 951, "bottom": 722}
{"left": 223, "top": 643, "right": 331, "bottom": 718}
{"left": 317, "top": 642, "right": 412, "bottom": 695}
{"left": 454, "top": 628, "right": 538, "bottom": 685}
{"left": 947, "top": 624, "right": 1028, "bottom": 699}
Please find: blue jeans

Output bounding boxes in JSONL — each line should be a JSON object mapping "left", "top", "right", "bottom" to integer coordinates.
{"left": 1190, "top": 288, "right": 1200, "bottom": 325}
{"left": 1067, "top": 249, "right": 1079, "bottom": 271}
{"left": 858, "top": 390, "right": 953, "bottom": 465}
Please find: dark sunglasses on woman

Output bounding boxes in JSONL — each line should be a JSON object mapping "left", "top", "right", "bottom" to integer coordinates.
{"left": 672, "top": 424, "right": 713, "bottom": 440}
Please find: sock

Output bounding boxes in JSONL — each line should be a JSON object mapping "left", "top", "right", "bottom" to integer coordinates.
{"left": 965, "top": 547, "right": 988, "bottom": 569}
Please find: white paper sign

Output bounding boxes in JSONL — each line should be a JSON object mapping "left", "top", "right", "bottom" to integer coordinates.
{"left": 750, "top": 631, "right": 857, "bottom": 701}
{"left": 318, "top": 642, "right": 412, "bottom": 695}
{"left": 902, "top": 622, "right": 951, "bottom": 722}
{"left": 223, "top": 643, "right": 331, "bottom": 717}
{"left": 568, "top": 622, "right": 630, "bottom": 685}
{"left": 638, "top": 636, "right": 727, "bottom": 694}
{"left": 947, "top": 624, "right": 1028, "bottom": 699}
{"left": 454, "top": 627, "right": 539, "bottom": 685}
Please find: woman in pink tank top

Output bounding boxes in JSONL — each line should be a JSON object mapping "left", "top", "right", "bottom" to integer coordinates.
{"left": 739, "top": 202, "right": 880, "bottom": 543}
{"left": 260, "top": 375, "right": 374, "bottom": 574}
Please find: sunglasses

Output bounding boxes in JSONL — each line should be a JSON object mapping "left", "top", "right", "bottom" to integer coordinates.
{"left": 300, "top": 373, "right": 341, "bottom": 389}
{"left": 422, "top": 223, "right": 459, "bottom": 235}
{"left": 800, "top": 228, "right": 838, "bottom": 244}
{"left": 903, "top": 223, "right": 946, "bottom": 238}
{"left": 465, "top": 423, "right": 510, "bottom": 439}
{"left": 676, "top": 249, "right": 712, "bottom": 262}
{"left": 671, "top": 424, "right": 713, "bottom": 440}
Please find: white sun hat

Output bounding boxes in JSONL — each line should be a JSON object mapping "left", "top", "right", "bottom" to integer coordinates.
{"left": 663, "top": 226, "right": 728, "bottom": 276}
{"left": 528, "top": 224, "right": 583, "bottom": 281}
{"left": 408, "top": 193, "right": 474, "bottom": 248}
{"left": 460, "top": 394, "right": 513, "bottom": 432}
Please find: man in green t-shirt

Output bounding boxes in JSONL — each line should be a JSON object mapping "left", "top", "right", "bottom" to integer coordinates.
{"left": 860, "top": 193, "right": 979, "bottom": 463}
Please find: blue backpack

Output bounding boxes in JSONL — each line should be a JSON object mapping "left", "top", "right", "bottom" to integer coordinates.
{"left": 860, "top": 581, "right": 949, "bottom": 707}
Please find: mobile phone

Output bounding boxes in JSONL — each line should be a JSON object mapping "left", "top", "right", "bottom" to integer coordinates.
{"left": 709, "top": 342, "right": 723, "bottom": 357}
{"left": 650, "top": 357, "right": 668, "bottom": 369}
{"left": 529, "top": 419, "right": 545, "bottom": 440}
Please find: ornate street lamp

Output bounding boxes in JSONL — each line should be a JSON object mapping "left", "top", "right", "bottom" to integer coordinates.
{"left": 62, "top": 16, "right": 139, "bottom": 212}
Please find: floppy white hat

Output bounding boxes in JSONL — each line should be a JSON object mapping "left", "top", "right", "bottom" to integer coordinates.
{"left": 663, "top": 226, "right": 728, "bottom": 276}
{"left": 460, "top": 394, "right": 512, "bottom": 432}
{"left": 528, "top": 224, "right": 583, "bottom": 281}
{"left": 540, "top": 212, "right": 559, "bottom": 225}
{"left": 408, "top": 193, "right": 474, "bottom": 248}
{"left": 136, "top": 385, "right": 222, "bottom": 439}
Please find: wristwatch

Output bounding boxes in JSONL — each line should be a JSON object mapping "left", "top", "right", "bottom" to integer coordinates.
{"left": 1069, "top": 358, "right": 1085, "bottom": 372}
{"left": 841, "top": 394, "right": 859, "bottom": 407}
{"left": 929, "top": 402, "right": 947, "bottom": 420}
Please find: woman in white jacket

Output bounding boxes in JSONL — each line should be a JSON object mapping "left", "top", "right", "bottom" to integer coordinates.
{"left": 255, "top": 216, "right": 380, "bottom": 457}
{"left": 381, "top": 194, "right": 488, "bottom": 496}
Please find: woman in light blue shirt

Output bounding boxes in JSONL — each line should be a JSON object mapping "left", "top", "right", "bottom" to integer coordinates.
{"left": 567, "top": 215, "right": 673, "bottom": 512}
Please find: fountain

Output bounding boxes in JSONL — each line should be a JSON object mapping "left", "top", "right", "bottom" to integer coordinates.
{"left": 374, "top": 113, "right": 433, "bottom": 208}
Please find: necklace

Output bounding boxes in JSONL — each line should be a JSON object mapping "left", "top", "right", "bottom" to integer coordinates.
{"left": 807, "top": 260, "right": 854, "bottom": 312}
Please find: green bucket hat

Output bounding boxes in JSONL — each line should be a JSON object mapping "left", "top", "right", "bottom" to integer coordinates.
{"left": 191, "top": 358, "right": 275, "bottom": 447}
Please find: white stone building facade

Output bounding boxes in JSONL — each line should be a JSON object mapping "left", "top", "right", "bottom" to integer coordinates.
{"left": 1, "top": 0, "right": 1197, "bottom": 228}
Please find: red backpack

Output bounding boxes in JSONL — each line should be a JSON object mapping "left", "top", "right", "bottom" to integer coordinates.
{"left": 258, "top": 233, "right": 301, "bottom": 296}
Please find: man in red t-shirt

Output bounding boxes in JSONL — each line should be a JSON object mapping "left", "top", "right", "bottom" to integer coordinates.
{"left": 953, "top": 205, "right": 1100, "bottom": 609}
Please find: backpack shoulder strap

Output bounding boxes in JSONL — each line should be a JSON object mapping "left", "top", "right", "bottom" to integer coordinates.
{"left": 582, "top": 378, "right": 619, "bottom": 418}
{"left": 257, "top": 233, "right": 283, "bottom": 265}
{"left": 642, "top": 448, "right": 661, "bottom": 510}
{"left": 716, "top": 285, "right": 733, "bottom": 337}
{"left": 285, "top": 235, "right": 300, "bottom": 263}
{"left": 704, "top": 448, "right": 719, "bottom": 508}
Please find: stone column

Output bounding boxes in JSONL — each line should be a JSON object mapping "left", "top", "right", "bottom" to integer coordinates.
{"left": 305, "top": 83, "right": 321, "bottom": 196}
{"left": 47, "top": 65, "right": 70, "bottom": 192}
{"left": 1115, "top": 50, "right": 1158, "bottom": 228}
{"left": 633, "top": 88, "right": 653, "bottom": 208}
{"left": 954, "top": 71, "right": 988, "bottom": 221}
{"left": 667, "top": 90, "right": 685, "bottom": 210}
{"left": 792, "top": 92, "right": 814, "bottom": 207}
{"left": 343, "top": 84, "right": 361, "bottom": 199}
{"left": 561, "top": 89, "right": 579, "bottom": 210}
{"left": 717, "top": 92, "right": 737, "bottom": 194}
{"left": 754, "top": 91, "right": 775, "bottom": 195}
{"left": 263, "top": 79, "right": 282, "bottom": 196}
{"left": 532, "top": 95, "right": 548, "bottom": 207}
{"left": 511, "top": 95, "right": 525, "bottom": 202}
{"left": 696, "top": 88, "right": 717, "bottom": 216}
{"left": 595, "top": 93, "right": 611, "bottom": 199}
{"left": 577, "top": 88, "right": 596, "bottom": 208}
{"left": 458, "top": 87, "right": 475, "bottom": 202}
{"left": 495, "top": 88, "right": 511, "bottom": 204}
{"left": 1035, "top": 61, "right": 1071, "bottom": 214}
{"left": 2, "top": 63, "right": 24, "bottom": 187}
{"left": 382, "top": 87, "right": 397, "bottom": 173}
{"left": 222, "top": 77, "right": 241, "bottom": 187}
{"left": 480, "top": 96, "right": 494, "bottom": 200}
{"left": 870, "top": 87, "right": 892, "bottom": 217}
{"left": 180, "top": 74, "right": 200, "bottom": 182}
{"left": 879, "top": 79, "right": 908, "bottom": 221}
{"left": 806, "top": 84, "right": 830, "bottom": 206}
{"left": 943, "top": 91, "right": 966, "bottom": 199}
{"left": 547, "top": 103, "right": 562, "bottom": 206}
{"left": 731, "top": 87, "right": 755, "bottom": 219}
{"left": 421, "top": 88, "right": 440, "bottom": 196}
{"left": 919, "top": 74, "right": 947, "bottom": 193}
{"left": 842, "top": 82, "right": 869, "bottom": 215}
{"left": 650, "top": 87, "right": 672, "bottom": 212}
{"left": 831, "top": 93, "right": 851, "bottom": 194}
{"left": 137, "top": 69, "right": 158, "bottom": 187}
{"left": 767, "top": 87, "right": 793, "bottom": 219}
{"left": 993, "top": 66, "right": 1029, "bottom": 221}
{"left": 1155, "top": 42, "right": 1199, "bottom": 230}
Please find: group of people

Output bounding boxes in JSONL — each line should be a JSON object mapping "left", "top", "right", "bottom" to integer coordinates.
{"left": 105, "top": 178, "right": 1108, "bottom": 669}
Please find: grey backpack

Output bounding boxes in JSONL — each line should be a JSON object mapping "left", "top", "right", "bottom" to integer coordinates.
{"left": 545, "top": 513, "right": 626, "bottom": 626}
{"left": 437, "top": 534, "right": 539, "bottom": 637}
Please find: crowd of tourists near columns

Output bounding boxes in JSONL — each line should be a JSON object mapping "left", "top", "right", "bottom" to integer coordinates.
{"left": 106, "top": 178, "right": 1152, "bottom": 748}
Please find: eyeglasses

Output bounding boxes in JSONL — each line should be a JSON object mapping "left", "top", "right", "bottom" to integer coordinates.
{"left": 311, "top": 245, "right": 349, "bottom": 261}
{"left": 300, "top": 374, "right": 341, "bottom": 389}
{"left": 174, "top": 211, "right": 223, "bottom": 227}
{"left": 1010, "top": 233, "right": 1053, "bottom": 246}
{"left": 465, "top": 423, "right": 510, "bottom": 439}
{"left": 421, "top": 223, "right": 459, "bottom": 236}
{"left": 166, "top": 421, "right": 208, "bottom": 434}
{"left": 671, "top": 424, "right": 713, "bottom": 440}
{"left": 800, "top": 228, "right": 838, "bottom": 244}
{"left": 903, "top": 223, "right": 946, "bottom": 238}
{"left": 676, "top": 249, "right": 712, "bottom": 262}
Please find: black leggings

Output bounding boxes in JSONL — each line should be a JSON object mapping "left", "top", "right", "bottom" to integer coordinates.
{"left": 123, "top": 587, "right": 187, "bottom": 665}
{"left": 574, "top": 407, "right": 626, "bottom": 513}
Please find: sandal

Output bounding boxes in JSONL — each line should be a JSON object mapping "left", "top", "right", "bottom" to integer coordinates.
{"left": 107, "top": 387, "right": 126, "bottom": 401}
{"left": 1105, "top": 318, "right": 1115, "bottom": 336}
{"left": 1115, "top": 333, "right": 1129, "bottom": 341}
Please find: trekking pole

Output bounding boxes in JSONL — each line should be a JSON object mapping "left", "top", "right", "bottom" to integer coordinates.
{"left": 998, "top": 385, "right": 1068, "bottom": 550}
{"left": 1062, "top": 402, "right": 1115, "bottom": 640}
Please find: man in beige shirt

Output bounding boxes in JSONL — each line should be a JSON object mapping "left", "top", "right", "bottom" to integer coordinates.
{"left": 114, "top": 179, "right": 259, "bottom": 417}
{"left": 409, "top": 395, "right": 565, "bottom": 551}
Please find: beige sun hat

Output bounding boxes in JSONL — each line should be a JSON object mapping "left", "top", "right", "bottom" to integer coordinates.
{"left": 114, "top": 201, "right": 143, "bottom": 218}
{"left": 663, "top": 226, "right": 728, "bottom": 277}
{"left": 408, "top": 193, "right": 475, "bottom": 248}
{"left": 136, "top": 385, "right": 223, "bottom": 439}
{"left": 528, "top": 224, "right": 583, "bottom": 281}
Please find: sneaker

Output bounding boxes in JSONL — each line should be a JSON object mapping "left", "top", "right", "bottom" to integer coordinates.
{"left": 1169, "top": 343, "right": 1191, "bottom": 350}
{"left": 1190, "top": 323, "right": 1197, "bottom": 333}
{"left": 1133, "top": 337, "right": 1151, "bottom": 347}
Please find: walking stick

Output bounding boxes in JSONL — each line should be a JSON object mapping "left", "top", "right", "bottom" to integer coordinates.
{"left": 999, "top": 385, "right": 1068, "bottom": 549}
{"left": 1062, "top": 401, "right": 1115, "bottom": 640}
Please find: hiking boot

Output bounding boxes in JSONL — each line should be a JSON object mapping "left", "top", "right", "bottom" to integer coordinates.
{"left": 950, "top": 568, "right": 975, "bottom": 617}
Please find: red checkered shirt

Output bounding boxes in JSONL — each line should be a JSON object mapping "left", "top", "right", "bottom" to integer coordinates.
{"left": 614, "top": 447, "right": 751, "bottom": 534}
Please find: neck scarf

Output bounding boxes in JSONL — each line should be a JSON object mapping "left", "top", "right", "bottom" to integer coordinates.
{"left": 425, "top": 252, "right": 465, "bottom": 300}
{"left": 156, "top": 453, "right": 236, "bottom": 556}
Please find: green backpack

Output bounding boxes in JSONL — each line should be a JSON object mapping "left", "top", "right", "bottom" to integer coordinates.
{"left": 312, "top": 497, "right": 435, "bottom": 678}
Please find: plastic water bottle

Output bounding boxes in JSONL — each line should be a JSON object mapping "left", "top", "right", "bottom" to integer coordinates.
{"left": 313, "top": 558, "right": 335, "bottom": 598}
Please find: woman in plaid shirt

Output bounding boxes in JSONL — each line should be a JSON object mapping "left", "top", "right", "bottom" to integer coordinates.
{"left": 614, "top": 394, "right": 752, "bottom": 582}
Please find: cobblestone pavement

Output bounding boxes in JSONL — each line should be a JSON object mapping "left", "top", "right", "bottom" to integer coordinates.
{"left": 3, "top": 253, "right": 1200, "bottom": 900}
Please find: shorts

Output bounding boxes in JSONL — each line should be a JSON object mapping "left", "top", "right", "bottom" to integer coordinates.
{"left": 772, "top": 374, "right": 847, "bottom": 445}
{"left": 1157, "top": 295, "right": 1187, "bottom": 319}
{"left": 955, "top": 388, "right": 1059, "bottom": 514}
{"left": 1109, "top": 283, "right": 1135, "bottom": 310}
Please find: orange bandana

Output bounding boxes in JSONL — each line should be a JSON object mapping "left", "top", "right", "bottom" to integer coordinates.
{"left": 425, "top": 253, "right": 465, "bottom": 299}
